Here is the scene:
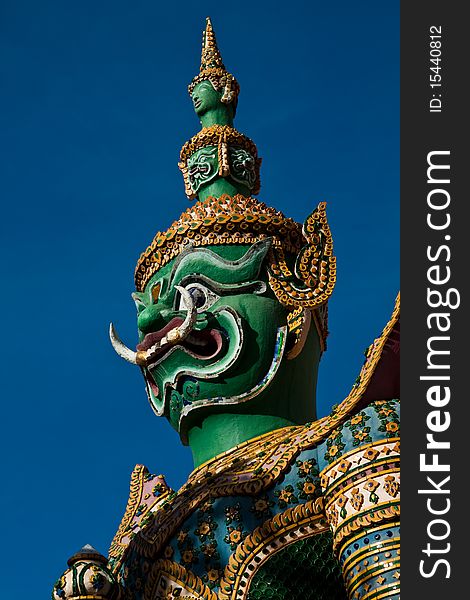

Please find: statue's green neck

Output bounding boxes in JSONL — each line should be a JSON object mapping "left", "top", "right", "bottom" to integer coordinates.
{"left": 198, "top": 179, "right": 251, "bottom": 203}
{"left": 198, "top": 106, "right": 233, "bottom": 128}
{"left": 188, "top": 413, "right": 294, "bottom": 468}
{"left": 187, "top": 328, "right": 322, "bottom": 468}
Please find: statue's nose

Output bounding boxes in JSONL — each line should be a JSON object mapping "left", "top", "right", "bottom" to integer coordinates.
{"left": 137, "top": 304, "right": 172, "bottom": 336}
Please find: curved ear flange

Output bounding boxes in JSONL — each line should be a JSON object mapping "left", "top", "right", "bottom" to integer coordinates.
{"left": 297, "top": 202, "right": 335, "bottom": 292}
{"left": 286, "top": 307, "right": 312, "bottom": 360}
{"left": 268, "top": 202, "right": 336, "bottom": 309}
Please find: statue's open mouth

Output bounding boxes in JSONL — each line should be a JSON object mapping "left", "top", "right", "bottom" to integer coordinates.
{"left": 138, "top": 317, "right": 224, "bottom": 368}
{"left": 139, "top": 317, "right": 224, "bottom": 399}
{"left": 110, "top": 289, "right": 244, "bottom": 417}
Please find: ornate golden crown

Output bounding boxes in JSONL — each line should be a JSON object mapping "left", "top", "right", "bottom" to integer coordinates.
{"left": 134, "top": 194, "right": 302, "bottom": 291}
{"left": 188, "top": 17, "right": 240, "bottom": 106}
{"left": 134, "top": 195, "right": 335, "bottom": 349}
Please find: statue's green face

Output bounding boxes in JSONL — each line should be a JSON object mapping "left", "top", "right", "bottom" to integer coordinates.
{"left": 133, "top": 241, "right": 288, "bottom": 441}
{"left": 191, "top": 80, "right": 224, "bottom": 117}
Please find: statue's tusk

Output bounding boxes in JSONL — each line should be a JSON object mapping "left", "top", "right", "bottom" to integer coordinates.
{"left": 109, "top": 286, "right": 197, "bottom": 367}
{"left": 109, "top": 323, "right": 146, "bottom": 366}
{"left": 164, "top": 285, "right": 197, "bottom": 343}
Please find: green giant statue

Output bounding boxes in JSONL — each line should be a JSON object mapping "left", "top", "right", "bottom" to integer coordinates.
{"left": 53, "top": 18, "right": 400, "bottom": 600}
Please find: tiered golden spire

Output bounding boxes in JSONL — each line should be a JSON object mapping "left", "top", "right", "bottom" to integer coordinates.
{"left": 188, "top": 17, "right": 240, "bottom": 106}
{"left": 200, "top": 16, "right": 224, "bottom": 70}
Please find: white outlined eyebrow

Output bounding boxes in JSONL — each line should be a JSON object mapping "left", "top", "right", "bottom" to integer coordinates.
{"left": 168, "top": 239, "right": 272, "bottom": 289}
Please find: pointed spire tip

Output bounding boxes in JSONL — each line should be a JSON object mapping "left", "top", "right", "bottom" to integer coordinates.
{"left": 187, "top": 16, "right": 240, "bottom": 107}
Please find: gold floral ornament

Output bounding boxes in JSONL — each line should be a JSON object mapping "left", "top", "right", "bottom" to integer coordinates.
{"left": 188, "top": 17, "right": 240, "bottom": 107}
{"left": 134, "top": 194, "right": 336, "bottom": 343}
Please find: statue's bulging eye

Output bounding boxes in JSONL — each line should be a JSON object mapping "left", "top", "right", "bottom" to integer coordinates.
{"left": 177, "top": 282, "right": 219, "bottom": 313}
{"left": 189, "top": 286, "right": 206, "bottom": 308}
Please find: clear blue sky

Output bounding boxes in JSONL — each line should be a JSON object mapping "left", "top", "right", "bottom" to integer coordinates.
{"left": 0, "top": 1, "right": 398, "bottom": 596}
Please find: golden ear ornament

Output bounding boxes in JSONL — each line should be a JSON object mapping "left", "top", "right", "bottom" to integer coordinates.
{"left": 268, "top": 202, "right": 336, "bottom": 310}
{"left": 270, "top": 202, "right": 336, "bottom": 354}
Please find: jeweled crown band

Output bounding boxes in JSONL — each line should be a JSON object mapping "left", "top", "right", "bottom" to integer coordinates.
{"left": 134, "top": 194, "right": 302, "bottom": 292}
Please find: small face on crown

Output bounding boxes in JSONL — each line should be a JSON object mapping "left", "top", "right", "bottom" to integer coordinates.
{"left": 191, "top": 81, "right": 223, "bottom": 117}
